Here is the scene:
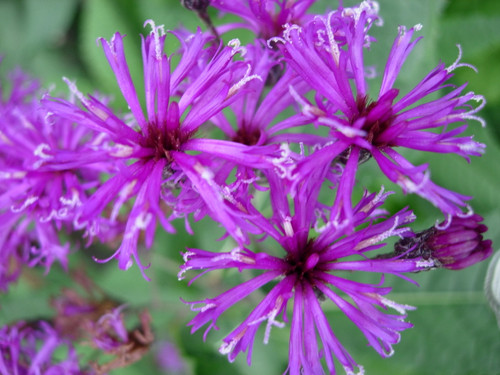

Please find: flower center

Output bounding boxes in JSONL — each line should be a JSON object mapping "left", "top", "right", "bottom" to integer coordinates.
{"left": 355, "top": 90, "right": 398, "bottom": 147}
{"left": 232, "top": 126, "right": 262, "bottom": 146}
{"left": 285, "top": 239, "right": 322, "bottom": 282}
{"left": 142, "top": 122, "right": 193, "bottom": 162}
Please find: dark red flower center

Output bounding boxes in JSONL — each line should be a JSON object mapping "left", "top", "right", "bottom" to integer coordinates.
{"left": 354, "top": 90, "right": 398, "bottom": 148}
{"left": 141, "top": 122, "right": 193, "bottom": 163}
{"left": 232, "top": 125, "right": 262, "bottom": 146}
{"left": 285, "top": 239, "right": 322, "bottom": 283}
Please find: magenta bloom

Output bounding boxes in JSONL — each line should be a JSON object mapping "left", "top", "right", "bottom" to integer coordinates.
{"left": 181, "top": 169, "right": 434, "bottom": 373}
{"left": 0, "top": 67, "right": 110, "bottom": 291}
{"left": 279, "top": 6, "right": 485, "bottom": 219}
{"left": 44, "top": 21, "right": 286, "bottom": 277}
{"left": 0, "top": 321, "right": 93, "bottom": 375}
{"left": 210, "top": 41, "right": 323, "bottom": 148}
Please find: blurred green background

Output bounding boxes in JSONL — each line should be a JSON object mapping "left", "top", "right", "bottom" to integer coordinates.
{"left": 1, "top": 0, "right": 500, "bottom": 374}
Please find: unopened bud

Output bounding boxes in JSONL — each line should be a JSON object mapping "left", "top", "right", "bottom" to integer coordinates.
{"left": 395, "top": 214, "right": 492, "bottom": 270}
{"left": 180, "top": 0, "right": 210, "bottom": 12}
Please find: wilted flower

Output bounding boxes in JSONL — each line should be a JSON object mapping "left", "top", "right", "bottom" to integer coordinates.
{"left": 0, "top": 320, "right": 93, "bottom": 375}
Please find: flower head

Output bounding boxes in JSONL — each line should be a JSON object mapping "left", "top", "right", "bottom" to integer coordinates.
{"left": 0, "top": 66, "right": 111, "bottom": 291}
{"left": 181, "top": 169, "right": 430, "bottom": 373}
{"left": 44, "top": 21, "right": 286, "bottom": 278}
{"left": 279, "top": 6, "right": 485, "bottom": 219}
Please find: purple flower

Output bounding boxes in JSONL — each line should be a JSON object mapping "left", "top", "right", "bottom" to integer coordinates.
{"left": 278, "top": 5, "right": 485, "bottom": 219}
{"left": 0, "top": 321, "right": 93, "bottom": 375}
{"left": 210, "top": 41, "right": 321, "bottom": 147}
{"left": 44, "top": 21, "right": 286, "bottom": 278}
{"left": 395, "top": 213, "right": 492, "bottom": 270}
{"left": 181, "top": 170, "right": 432, "bottom": 373}
{"left": 155, "top": 340, "right": 187, "bottom": 375}
{"left": 0, "top": 66, "right": 110, "bottom": 291}
{"left": 210, "top": 0, "right": 317, "bottom": 39}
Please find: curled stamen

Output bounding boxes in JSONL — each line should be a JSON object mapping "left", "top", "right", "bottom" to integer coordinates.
{"left": 11, "top": 195, "right": 39, "bottom": 213}
{"left": 435, "top": 213, "right": 452, "bottom": 230}
{"left": 267, "top": 36, "right": 286, "bottom": 47}
{"left": 457, "top": 204, "right": 474, "bottom": 218}
{"left": 447, "top": 94, "right": 486, "bottom": 128}
{"left": 33, "top": 143, "right": 52, "bottom": 160}
{"left": 446, "top": 45, "right": 478, "bottom": 73}
{"left": 282, "top": 23, "right": 301, "bottom": 43}
{"left": 228, "top": 39, "right": 247, "bottom": 57}
{"left": 227, "top": 64, "right": 262, "bottom": 98}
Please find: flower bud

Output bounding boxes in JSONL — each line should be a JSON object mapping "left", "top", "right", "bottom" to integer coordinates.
{"left": 395, "top": 214, "right": 492, "bottom": 270}
{"left": 180, "top": 0, "right": 210, "bottom": 12}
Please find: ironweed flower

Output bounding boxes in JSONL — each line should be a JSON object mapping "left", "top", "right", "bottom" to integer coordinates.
{"left": 0, "top": 320, "right": 93, "bottom": 375}
{"left": 0, "top": 67, "right": 111, "bottom": 291}
{"left": 44, "top": 21, "right": 288, "bottom": 278}
{"left": 278, "top": 4, "right": 486, "bottom": 220}
{"left": 210, "top": 42, "right": 321, "bottom": 148}
{"left": 394, "top": 214, "right": 492, "bottom": 270}
{"left": 181, "top": 169, "right": 432, "bottom": 374}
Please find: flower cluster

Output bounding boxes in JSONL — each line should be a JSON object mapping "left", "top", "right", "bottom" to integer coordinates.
{"left": 0, "top": 0, "right": 494, "bottom": 373}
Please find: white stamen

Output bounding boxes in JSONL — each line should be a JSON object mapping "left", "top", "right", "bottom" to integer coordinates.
{"left": 228, "top": 38, "right": 247, "bottom": 57}
{"left": 446, "top": 45, "right": 478, "bottom": 74}
{"left": 125, "top": 259, "right": 134, "bottom": 270}
{"left": 144, "top": 19, "right": 166, "bottom": 60}
{"left": 109, "top": 144, "right": 135, "bottom": 157}
{"left": 111, "top": 180, "right": 137, "bottom": 221}
{"left": 212, "top": 248, "right": 255, "bottom": 265}
{"left": 282, "top": 23, "right": 301, "bottom": 43}
{"left": 378, "top": 295, "right": 415, "bottom": 314}
{"left": 60, "top": 188, "right": 81, "bottom": 207}
{"left": 272, "top": 144, "right": 294, "bottom": 179}
{"left": 317, "top": 117, "right": 367, "bottom": 138}
{"left": 267, "top": 36, "right": 285, "bottom": 47}
{"left": 344, "top": 364, "right": 365, "bottom": 375}
{"left": 11, "top": 195, "right": 39, "bottom": 213}
{"left": 416, "top": 259, "right": 435, "bottom": 269}
{"left": 323, "top": 12, "right": 341, "bottom": 65}
{"left": 248, "top": 297, "right": 285, "bottom": 344}
{"left": 398, "top": 170, "right": 430, "bottom": 194}
{"left": 288, "top": 85, "right": 325, "bottom": 118}
{"left": 0, "top": 171, "right": 26, "bottom": 179}
{"left": 283, "top": 216, "right": 294, "bottom": 237}
{"left": 457, "top": 204, "right": 474, "bottom": 218}
{"left": 182, "top": 251, "right": 194, "bottom": 263}
{"left": 63, "top": 77, "right": 90, "bottom": 107}
{"left": 448, "top": 94, "right": 486, "bottom": 128}
{"left": 33, "top": 143, "right": 52, "bottom": 160}
{"left": 228, "top": 64, "right": 262, "bottom": 98}
{"left": 135, "top": 211, "right": 152, "bottom": 230}
{"left": 354, "top": 216, "right": 412, "bottom": 250}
